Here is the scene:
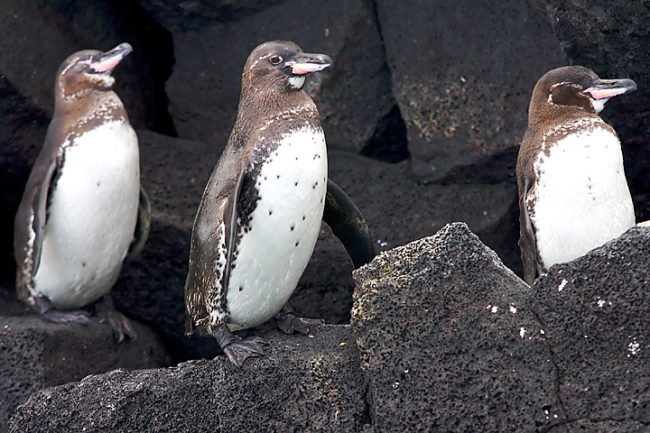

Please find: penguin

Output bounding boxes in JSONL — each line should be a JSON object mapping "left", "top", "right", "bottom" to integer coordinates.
{"left": 184, "top": 41, "right": 375, "bottom": 367}
{"left": 13, "top": 43, "right": 150, "bottom": 342}
{"left": 516, "top": 66, "right": 637, "bottom": 284}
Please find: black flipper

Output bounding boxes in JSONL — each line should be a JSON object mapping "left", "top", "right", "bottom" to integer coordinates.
{"left": 223, "top": 169, "right": 246, "bottom": 293}
{"left": 323, "top": 179, "right": 376, "bottom": 268}
{"left": 128, "top": 186, "right": 151, "bottom": 258}
{"left": 519, "top": 176, "right": 543, "bottom": 284}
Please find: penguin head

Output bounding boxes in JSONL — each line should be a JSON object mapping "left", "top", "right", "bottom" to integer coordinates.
{"left": 533, "top": 66, "right": 637, "bottom": 117}
{"left": 242, "top": 41, "right": 332, "bottom": 93}
{"left": 55, "top": 43, "right": 133, "bottom": 102}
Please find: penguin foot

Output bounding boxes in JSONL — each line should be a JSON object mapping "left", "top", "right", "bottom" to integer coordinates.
{"left": 101, "top": 311, "right": 138, "bottom": 344}
{"left": 42, "top": 310, "right": 91, "bottom": 325}
{"left": 276, "top": 305, "right": 325, "bottom": 335}
{"left": 214, "top": 324, "right": 268, "bottom": 368}
{"left": 95, "top": 295, "right": 137, "bottom": 344}
{"left": 34, "top": 294, "right": 90, "bottom": 325}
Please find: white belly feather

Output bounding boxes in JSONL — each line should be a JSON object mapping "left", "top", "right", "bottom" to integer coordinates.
{"left": 529, "top": 119, "right": 634, "bottom": 269}
{"left": 226, "top": 127, "right": 327, "bottom": 330}
{"left": 33, "top": 120, "right": 140, "bottom": 308}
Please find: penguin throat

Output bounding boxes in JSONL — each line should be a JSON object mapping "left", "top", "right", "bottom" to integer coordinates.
{"left": 589, "top": 98, "right": 607, "bottom": 114}
{"left": 288, "top": 75, "right": 306, "bottom": 90}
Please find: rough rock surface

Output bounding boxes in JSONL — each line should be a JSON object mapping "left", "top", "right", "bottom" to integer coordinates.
{"left": 0, "top": 288, "right": 171, "bottom": 433}
{"left": 375, "top": 0, "right": 567, "bottom": 182}
{"left": 164, "top": 0, "right": 394, "bottom": 152}
{"left": 351, "top": 222, "right": 561, "bottom": 432}
{"left": 8, "top": 325, "right": 367, "bottom": 433}
{"left": 528, "top": 227, "right": 650, "bottom": 427}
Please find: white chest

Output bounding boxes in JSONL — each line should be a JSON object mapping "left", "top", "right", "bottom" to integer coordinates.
{"left": 33, "top": 120, "right": 140, "bottom": 308}
{"left": 226, "top": 127, "right": 328, "bottom": 330}
{"left": 529, "top": 120, "right": 634, "bottom": 269}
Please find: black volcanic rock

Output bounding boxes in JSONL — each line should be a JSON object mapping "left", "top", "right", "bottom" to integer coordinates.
{"left": 8, "top": 325, "right": 367, "bottom": 433}
{"left": 351, "top": 222, "right": 562, "bottom": 432}
{"left": 528, "top": 226, "right": 650, "bottom": 426}
{"left": 547, "top": 420, "right": 649, "bottom": 433}
{"left": 0, "top": 290, "right": 171, "bottom": 433}
{"left": 375, "top": 0, "right": 566, "bottom": 183}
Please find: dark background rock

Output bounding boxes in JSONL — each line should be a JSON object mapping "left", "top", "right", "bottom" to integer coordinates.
{"left": 351, "top": 223, "right": 563, "bottom": 432}
{"left": 528, "top": 227, "right": 650, "bottom": 426}
{"left": 0, "top": 0, "right": 174, "bottom": 133}
{"left": 375, "top": 0, "right": 567, "bottom": 183}
{"left": 164, "top": 0, "right": 394, "bottom": 153}
{"left": 8, "top": 325, "right": 367, "bottom": 433}
{"left": 0, "top": 285, "right": 171, "bottom": 433}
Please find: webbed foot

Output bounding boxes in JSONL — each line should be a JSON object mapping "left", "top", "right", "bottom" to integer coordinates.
{"left": 214, "top": 324, "right": 268, "bottom": 368}
{"left": 42, "top": 309, "right": 90, "bottom": 325}
{"left": 96, "top": 295, "right": 137, "bottom": 344}
{"left": 34, "top": 294, "right": 90, "bottom": 325}
{"left": 275, "top": 304, "right": 325, "bottom": 335}
{"left": 102, "top": 311, "right": 138, "bottom": 344}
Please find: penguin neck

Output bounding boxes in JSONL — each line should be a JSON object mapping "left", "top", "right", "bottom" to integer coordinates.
{"left": 54, "top": 91, "right": 127, "bottom": 126}
{"left": 527, "top": 96, "right": 599, "bottom": 131}
{"left": 233, "top": 87, "right": 318, "bottom": 139}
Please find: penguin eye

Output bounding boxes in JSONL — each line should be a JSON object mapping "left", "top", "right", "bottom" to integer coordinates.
{"left": 269, "top": 55, "right": 283, "bottom": 65}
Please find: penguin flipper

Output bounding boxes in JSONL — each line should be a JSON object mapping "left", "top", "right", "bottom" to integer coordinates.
{"left": 222, "top": 169, "right": 246, "bottom": 292}
{"left": 14, "top": 151, "right": 58, "bottom": 301}
{"left": 128, "top": 186, "right": 151, "bottom": 258}
{"left": 323, "top": 179, "right": 376, "bottom": 269}
{"left": 519, "top": 176, "right": 542, "bottom": 284}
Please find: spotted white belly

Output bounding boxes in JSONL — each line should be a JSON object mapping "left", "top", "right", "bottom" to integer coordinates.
{"left": 33, "top": 120, "right": 140, "bottom": 309}
{"left": 529, "top": 120, "right": 634, "bottom": 270}
{"left": 226, "top": 127, "right": 327, "bottom": 330}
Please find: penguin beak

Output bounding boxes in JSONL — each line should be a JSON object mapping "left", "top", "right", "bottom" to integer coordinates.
{"left": 285, "top": 53, "right": 333, "bottom": 75}
{"left": 89, "top": 43, "right": 133, "bottom": 74}
{"left": 582, "top": 78, "right": 637, "bottom": 100}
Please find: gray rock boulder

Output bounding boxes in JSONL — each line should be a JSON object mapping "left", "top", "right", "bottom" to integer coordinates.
{"left": 375, "top": 0, "right": 566, "bottom": 182}
{"left": 0, "top": 289, "right": 171, "bottom": 433}
{"left": 351, "top": 222, "right": 562, "bottom": 432}
{"left": 528, "top": 226, "right": 650, "bottom": 426}
{"left": 9, "top": 325, "right": 367, "bottom": 433}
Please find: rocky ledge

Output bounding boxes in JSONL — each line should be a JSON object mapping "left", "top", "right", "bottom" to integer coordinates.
{"left": 8, "top": 223, "right": 649, "bottom": 432}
